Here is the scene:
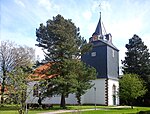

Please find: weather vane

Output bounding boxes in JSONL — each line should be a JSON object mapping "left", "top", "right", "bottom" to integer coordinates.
{"left": 99, "top": 3, "right": 102, "bottom": 12}
{"left": 99, "top": 3, "right": 102, "bottom": 17}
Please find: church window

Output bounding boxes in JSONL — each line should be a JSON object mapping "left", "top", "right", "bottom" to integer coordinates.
{"left": 112, "top": 84, "right": 117, "bottom": 105}
{"left": 112, "top": 84, "right": 116, "bottom": 95}
{"left": 91, "top": 52, "right": 96, "bottom": 57}
{"left": 33, "top": 84, "right": 39, "bottom": 97}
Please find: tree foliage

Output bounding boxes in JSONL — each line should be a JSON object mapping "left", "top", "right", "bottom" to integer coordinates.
{"left": 9, "top": 67, "right": 33, "bottom": 114}
{"left": 36, "top": 14, "right": 95, "bottom": 108}
{"left": 0, "top": 40, "right": 35, "bottom": 104}
{"left": 36, "top": 14, "right": 91, "bottom": 62}
{"left": 121, "top": 34, "right": 150, "bottom": 105}
{"left": 74, "top": 61, "right": 96, "bottom": 104}
{"left": 40, "top": 60, "right": 96, "bottom": 105}
{"left": 122, "top": 34, "right": 150, "bottom": 79}
{"left": 119, "top": 73, "right": 147, "bottom": 109}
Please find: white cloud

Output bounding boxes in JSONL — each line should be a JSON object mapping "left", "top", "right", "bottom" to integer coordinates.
{"left": 101, "top": 1, "right": 111, "bottom": 12}
{"left": 91, "top": 1, "right": 99, "bottom": 12}
{"left": 14, "top": 0, "right": 25, "bottom": 8}
{"left": 109, "top": 16, "right": 143, "bottom": 44}
{"left": 82, "top": 10, "right": 92, "bottom": 21}
{"left": 36, "top": 0, "right": 61, "bottom": 14}
{"left": 37, "top": 0, "right": 52, "bottom": 11}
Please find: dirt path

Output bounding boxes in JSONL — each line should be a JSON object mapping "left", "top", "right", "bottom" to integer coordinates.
{"left": 39, "top": 109, "right": 97, "bottom": 114}
{"left": 38, "top": 106, "right": 131, "bottom": 114}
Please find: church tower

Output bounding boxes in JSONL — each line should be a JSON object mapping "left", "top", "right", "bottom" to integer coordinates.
{"left": 81, "top": 13, "right": 119, "bottom": 105}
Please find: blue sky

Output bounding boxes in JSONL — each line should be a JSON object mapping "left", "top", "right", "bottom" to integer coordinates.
{"left": 1, "top": 0, "right": 150, "bottom": 71}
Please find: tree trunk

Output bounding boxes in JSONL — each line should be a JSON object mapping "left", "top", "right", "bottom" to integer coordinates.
{"left": 130, "top": 102, "right": 133, "bottom": 109}
{"left": 18, "top": 90, "right": 26, "bottom": 114}
{"left": 77, "top": 96, "right": 81, "bottom": 105}
{"left": 1, "top": 69, "right": 6, "bottom": 104}
{"left": 60, "top": 93, "right": 66, "bottom": 109}
{"left": 1, "top": 80, "right": 4, "bottom": 104}
{"left": 76, "top": 94, "right": 81, "bottom": 105}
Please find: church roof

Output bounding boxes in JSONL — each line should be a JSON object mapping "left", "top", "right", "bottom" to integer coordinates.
{"left": 28, "top": 62, "right": 57, "bottom": 81}
{"left": 90, "top": 13, "right": 119, "bottom": 51}
{"left": 92, "top": 17, "right": 102, "bottom": 36}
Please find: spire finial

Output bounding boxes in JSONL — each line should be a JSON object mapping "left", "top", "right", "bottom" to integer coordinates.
{"left": 99, "top": 3, "right": 102, "bottom": 18}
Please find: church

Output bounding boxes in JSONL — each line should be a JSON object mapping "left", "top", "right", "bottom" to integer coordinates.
{"left": 26, "top": 14, "right": 119, "bottom": 106}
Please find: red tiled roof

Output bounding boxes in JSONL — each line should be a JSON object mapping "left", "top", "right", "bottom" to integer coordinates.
{"left": 28, "top": 62, "right": 57, "bottom": 81}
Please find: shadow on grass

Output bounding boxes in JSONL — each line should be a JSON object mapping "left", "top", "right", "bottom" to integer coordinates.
{"left": 0, "top": 104, "right": 69, "bottom": 111}
{"left": 136, "top": 110, "right": 150, "bottom": 114}
{"left": 0, "top": 105, "right": 19, "bottom": 111}
{"left": 103, "top": 107, "right": 150, "bottom": 114}
{"left": 104, "top": 108, "right": 132, "bottom": 110}
{"left": 128, "top": 111, "right": 150, "bottom": 114}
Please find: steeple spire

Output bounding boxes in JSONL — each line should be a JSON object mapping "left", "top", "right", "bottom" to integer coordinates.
{"left": 90, "top": 4, "right": 113, "bottom": 43}
{"left": 92, "top": 12, "right": 103, "bottom": 37}
{"left": 91, "top": 11, "right": 103, "bottom": 42}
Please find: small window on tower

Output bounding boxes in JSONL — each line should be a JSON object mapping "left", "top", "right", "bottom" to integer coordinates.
{"left": 91, "top": 52, "right": 96, "bottom": 57}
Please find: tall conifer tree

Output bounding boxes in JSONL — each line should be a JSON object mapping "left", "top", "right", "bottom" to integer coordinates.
{"left": 36, "top": 14, "right": 95, "bottom": 108}
{"left": 122, "top": 34, "right": 150, "bottom": 105}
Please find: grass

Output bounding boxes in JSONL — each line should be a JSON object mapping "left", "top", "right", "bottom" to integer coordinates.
{"left": 0, "top": 104, "right": 54, "bottom": 114}
{"left": 0, "top": 105, "right": 150, "bottom": 114}
{"left": 64, "top": 106, "right": 150, "bottom": 114}
{"left": 0, "top": 110, "right": 51, "bottom": 114}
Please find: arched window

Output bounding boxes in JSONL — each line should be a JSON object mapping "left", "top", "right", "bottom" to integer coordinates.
{"left": 112, "top": 84, "right": 116, "bottom": 95}
{"left": 112, "top": 84, "right": 116, "bottom": 105}
{"left": 33, "top": 84, "right": 38, "bottom": 97}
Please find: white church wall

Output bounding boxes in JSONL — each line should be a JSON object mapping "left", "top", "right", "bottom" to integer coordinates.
{"left": 26, "top": 79, "right": 119, "bottom": 105}
{"left": 108, "top": 79, "right": 119, "bottom": 105}
{"left": 26, "top": 81, "right": 78, "bottom": 104}
{"left": 82, "top": 79, "right": 106, "bottom": 105}
{"left": 47, "top": 94, "right": 78, "bottom": 104}
{"left": 26, "top": 81, "right": 39, "bottom": 104}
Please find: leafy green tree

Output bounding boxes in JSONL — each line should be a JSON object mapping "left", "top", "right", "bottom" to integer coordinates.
{"left": 36, "top": 14, "right": 93, "bottom": 108}
{"left": 122, "top": 34, "right": 150, "bottom": 105}
{"left": 119, "top": 74, "right": 147, "bottom": 109}
{"left": 9, "top": 66, "right": 33, "bottom": 114}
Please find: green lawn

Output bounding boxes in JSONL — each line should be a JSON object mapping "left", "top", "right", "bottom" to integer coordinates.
{"left": 0, "top": 110, "right": 52, "bottom": 114}
{"left": 0, "top": 105, "right": 150, "bottom": 114}
{"left": 0, "top": 109, "right": 53, "bottom": 114}
{"left": 0, "top": 105, "right": 54, "bottom": 114}
{"left": 64, "top": 107, "right": 150, "bottom": 114}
